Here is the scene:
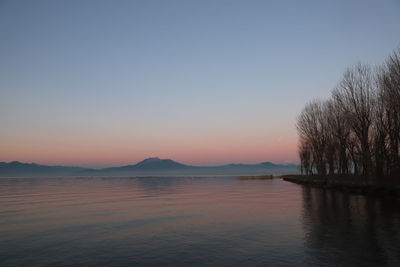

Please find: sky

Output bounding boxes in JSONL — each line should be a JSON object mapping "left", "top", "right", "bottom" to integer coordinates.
{"left": 0, "top": 0, "right": 399, "bottom": 168}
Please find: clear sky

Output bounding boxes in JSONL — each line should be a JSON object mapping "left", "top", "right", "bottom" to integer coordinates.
{"left": 0, "top": 0, "right": 399, "bottom": 167}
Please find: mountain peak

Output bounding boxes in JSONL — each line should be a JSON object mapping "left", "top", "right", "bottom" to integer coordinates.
{"left": 137, "top": 157, "right": 162, "bottom": 164}
{"left": 134, "top": 157, "right": 187, "bottom": 169}
{"left": 260, "top": 161, "right": 275, "bottom": 165}
{"left": 9, "top": 161, "right": 24, "bottom": 165}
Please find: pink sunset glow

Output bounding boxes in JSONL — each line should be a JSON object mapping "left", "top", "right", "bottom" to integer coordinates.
{"left": 0, "top": 127, "right": 298, "bottom": 167}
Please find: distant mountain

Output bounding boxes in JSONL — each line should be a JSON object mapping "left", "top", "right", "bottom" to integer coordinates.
{"left": 0, "top": 158, "right": 299, "bottom": 177}
{"left": 103, "top": 157, "right": 189, "bottom": 171}
{"left": 0, "top": 161, "right": 91, "bottom": 177}
{"left": 136, "top": 157, "right": 188, "bottom": 169}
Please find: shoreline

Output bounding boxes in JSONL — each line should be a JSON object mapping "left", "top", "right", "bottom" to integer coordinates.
{"left": 282, "top": 175, "right": 400, "bottom": 197}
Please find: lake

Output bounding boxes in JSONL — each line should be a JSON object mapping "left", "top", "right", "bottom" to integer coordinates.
{"left": 1, "top": 176, "right": 399, "bottom": 266}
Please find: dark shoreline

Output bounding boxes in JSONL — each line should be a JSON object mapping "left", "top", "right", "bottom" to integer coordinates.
{"left": 282, "top": 175, "right": 400, "bottom": 197}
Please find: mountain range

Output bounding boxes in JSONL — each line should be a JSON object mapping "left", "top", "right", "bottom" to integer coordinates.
{"left": 0, "top": 157, "right": 299, "bottom": 177}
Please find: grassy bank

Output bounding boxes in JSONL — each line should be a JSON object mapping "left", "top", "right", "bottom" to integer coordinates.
{"left": 282, "top": 175, "right": 400, "bottom": 197}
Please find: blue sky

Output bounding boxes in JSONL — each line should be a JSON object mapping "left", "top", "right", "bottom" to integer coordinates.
{"left": 0, "top": 0, "right": 399, "bottom": 167}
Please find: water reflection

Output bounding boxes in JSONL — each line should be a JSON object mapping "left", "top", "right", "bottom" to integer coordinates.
{"left": 301, "top": 187, "right": 400, "bottom": 266}
{"left": 0, "top": 177, "right": 399, "bottom": 266}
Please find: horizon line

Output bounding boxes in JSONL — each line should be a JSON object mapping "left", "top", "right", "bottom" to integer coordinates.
{"left": 1, "top": 157, "right": 300, "bottom": 169}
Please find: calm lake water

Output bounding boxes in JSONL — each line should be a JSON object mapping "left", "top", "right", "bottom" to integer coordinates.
{"left": 1, "top": 176, "right": 399, "bottom": 266}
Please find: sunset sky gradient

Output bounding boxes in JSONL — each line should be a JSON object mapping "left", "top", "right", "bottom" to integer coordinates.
{"left": 1, "top": 0, "right": 400, "bottom": 167}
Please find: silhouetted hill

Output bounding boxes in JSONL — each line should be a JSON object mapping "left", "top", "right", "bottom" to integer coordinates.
{"left": 0, "top": 161, "right": 91, "bottom": 177}
{"left": 136, "top": 157, "right": 188, "bottom": 169}
{"left": 103, "top": 157, "right": 189, "bottom": 171}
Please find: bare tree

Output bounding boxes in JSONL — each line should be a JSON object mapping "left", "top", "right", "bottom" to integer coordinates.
{"left": 332, "top": 64, "right": 376, "bottom": 178}
{"left": 377, "top": 49, "right": 400, "bottom": 175}
{"left": 371, "top": 90, "right": 389, "bottom": 177}
{"left": 299, "top": 140, "right": 312, "bottom": 175}
{"left": 297, "top": 100, "right": 328, "bottom": 176}
{"left": 325, "top": 98, "right": 350, "bottom": 175}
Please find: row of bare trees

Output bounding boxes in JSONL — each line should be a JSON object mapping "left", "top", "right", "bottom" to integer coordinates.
{"left": 297, "top": 49, "right": 400, "bottom": 179}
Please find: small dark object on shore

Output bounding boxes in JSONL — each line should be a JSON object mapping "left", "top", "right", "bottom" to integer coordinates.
{"left": 238, "top": 175, "right": 274, "bottom": 180}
